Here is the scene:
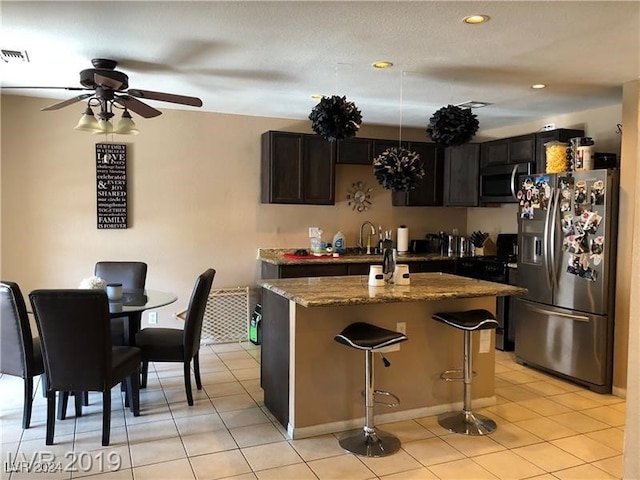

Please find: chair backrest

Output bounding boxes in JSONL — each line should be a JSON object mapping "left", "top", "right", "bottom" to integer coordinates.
{"left": 29, "top": 289, "right": 112, "bottom": 392}
{"left": 0, "top": 281, "right": 35, "bottom": 378}
{"left": 183, "top": 269, "right": 216, "bottom": 358}
{"left": 95, "top": 262, "right": 147, "bottom": 290}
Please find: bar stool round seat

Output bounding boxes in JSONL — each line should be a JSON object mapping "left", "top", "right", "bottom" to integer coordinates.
{"left": 432, "top": 309, "right": 499, "bottom": 436}
{"left": 334, "top": 322, "right": 407, "bottom": 457}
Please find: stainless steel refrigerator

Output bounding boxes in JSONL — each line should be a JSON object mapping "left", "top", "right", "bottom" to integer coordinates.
{"left": 514, "top": 168, "right": 618, "bottom": 393}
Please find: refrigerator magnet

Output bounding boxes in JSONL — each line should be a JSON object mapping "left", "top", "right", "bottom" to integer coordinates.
{"left": 582, "top": 210, "right": 602, "bottom": 234}
{"left": 590, "top": 236, "right": 604, "bottom": 265}
{"left": 591, "top": 180, "right": 605, "bottom": 205}
{"left": 578, "top": 255, "right": 597, "bottom": 282}
{"left": 561, "top": 214, "right": 574, "bottom": 235}
{"left": 575, "top": 180, "right": 588, "bottom": 204}
{"left": 567, "top": 254, "right": 580, "bottom": 275}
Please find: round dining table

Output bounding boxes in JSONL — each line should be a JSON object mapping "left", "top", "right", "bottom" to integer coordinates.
{"left": 109, "top": 289, "right": 178, "bottom": 346}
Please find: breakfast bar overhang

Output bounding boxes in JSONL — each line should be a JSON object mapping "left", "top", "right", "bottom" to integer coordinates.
{"left": 258, "top": 272, "right": 527, "bottom": 439}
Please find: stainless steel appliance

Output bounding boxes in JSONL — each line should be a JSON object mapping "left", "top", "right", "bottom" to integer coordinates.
{"left": 480, "top": 162, "right": 533, "bottom": 204}
{"left": 455, "top": 234, "right": 518, "bottom": 351}
{"left": 514, "top": 168, "right": 618, "bottom": 393}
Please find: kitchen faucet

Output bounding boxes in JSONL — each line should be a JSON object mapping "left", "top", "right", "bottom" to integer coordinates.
{"left": 358, "top": 221, "right": 377, "bottom": 254}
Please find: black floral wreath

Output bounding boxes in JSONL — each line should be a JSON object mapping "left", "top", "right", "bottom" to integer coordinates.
{"left": 309, "top": 95, "right": 362, "bottom": 142}
{"left": 426, "top": 104, "right": 479, "bottom": 147}
{"left": 373, "top": 147, "right": 424, "bottom": 192}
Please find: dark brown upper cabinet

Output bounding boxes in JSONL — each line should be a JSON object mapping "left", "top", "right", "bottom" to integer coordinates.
{"left": 481, "top": 134, "right": 535, "bottom": 168}
{"left": 443, "top": 143, "right": 480, "bottom": 207}
{"left": 391, "top": 142, "right": 444, "bottom": 207}
{"left": 335, "top": 137, "right": 375, "bottom": 165}
{"left": 261, "top": 131, "right": 335, "bottom": 205}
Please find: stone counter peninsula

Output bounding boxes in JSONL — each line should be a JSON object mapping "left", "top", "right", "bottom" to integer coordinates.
{"left": 258, "top": 272, "right": 526, "bottom": 439}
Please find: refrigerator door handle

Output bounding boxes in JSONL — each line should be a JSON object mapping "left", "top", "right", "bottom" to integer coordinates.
{"left": 543, "top": 188, "right": 554, "bottom": 290}
{"left": 510, "top": 164, "right": 518, "bottom": 199}
{"left": 549, "top": 186, "right": 561, "bottom": 289}
{"left": 523, "top": 303, "right": 590, "bottom": 322}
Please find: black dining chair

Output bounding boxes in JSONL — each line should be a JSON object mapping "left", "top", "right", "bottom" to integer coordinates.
{"left": 29, "top": 289, "right": 142, "bottom": 446}
{"left": 136, "top": 268, "right": 215, "bottom": 406}
{"left": 95, "top": 261, "right": 147, "bottom": 345}
{"left": 0, "top": 281, "right": 45, "bottom": 429}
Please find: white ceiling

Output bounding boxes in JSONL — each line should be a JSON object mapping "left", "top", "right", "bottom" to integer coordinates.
{"left": 1, "top": 1, "right": 639, "bottom": 131}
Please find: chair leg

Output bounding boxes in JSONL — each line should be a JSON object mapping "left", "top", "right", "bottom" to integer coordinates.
{"left": 194, "top": 353, "right": 202, "bottom": 390}
{"left": 45, "top": 391, "right": 56, "bottom": 445}
{"left": 82, "top": 391, "right": 89, "bottom": 406}
{"left": 126, "top": 371, "right": 140, "bottom": 416}
{"left": 102, "top": 390, "right": 111, "bottom": 447}
{"left": 22, "top": 377, "right": 34, "bottom": 429}
{"left": 140, "top": 361, "right": 149, "bottom": 388}
{"left": 124, "top": 382, "right": 130, "bottom": 408}
{"left": 73, "top": 391, "right": 83, "bottom": 417}
{"left": 338, "top": 349, "right": 401, "bottom": 457}
{"left": 41, "top": 374, "right": 48, "bottom": 397}
{"left": 183, "top": 361, "right": 193, "bottom": 406}
{"left": 57, "top": 392, "right": 69, "bottom": 420}
{"left": 437, "top": 330, "right": 497, "bottom": 436}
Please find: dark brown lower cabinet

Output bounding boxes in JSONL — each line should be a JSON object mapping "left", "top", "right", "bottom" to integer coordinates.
{"left": 261, "top": 260, "right": 455, "bottom": 279}
{"left": 260, "top": 289, "right": 290, "bottom": 427}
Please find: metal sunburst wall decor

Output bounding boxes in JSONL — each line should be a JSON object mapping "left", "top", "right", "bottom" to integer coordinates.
{"left": 347, "top": 181, "right": 373, "bottom": 212}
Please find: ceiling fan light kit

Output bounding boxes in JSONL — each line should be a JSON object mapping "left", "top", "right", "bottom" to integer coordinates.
{"left": 74, "top": 106, "right": 101, "bottom": 133}
{"left": 115, "top": 110, "right": 139, "bottom": 135}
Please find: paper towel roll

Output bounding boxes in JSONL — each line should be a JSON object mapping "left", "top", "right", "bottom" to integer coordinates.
{"left": 397, "top": 226, "right": 409, "bottom": 253}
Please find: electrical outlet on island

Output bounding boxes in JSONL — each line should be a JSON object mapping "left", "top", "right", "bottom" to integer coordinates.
{"left": 148, "top": 311, "right": 158, "bottom": 325}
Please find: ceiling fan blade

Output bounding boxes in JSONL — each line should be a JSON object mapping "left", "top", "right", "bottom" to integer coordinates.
{"left": 114, "top": 95, "right": 162, "bottom": 118}
{"left": 127, "top": 89, "right": 203, "bottom": 107}
{"left": 1, "top": 86, "right": 89, "bottom": 91}
{"left": 41, "top": 93, "right": 94, "bottom": 111}
{"left": 94, "top": 72, "right": 123, "bottom": 90}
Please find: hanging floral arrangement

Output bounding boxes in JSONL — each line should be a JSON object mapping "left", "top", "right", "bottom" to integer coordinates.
{"left": 426, "top": 104, "right": 479, "bottom": 147}
{"left": 309, "top": 95, "right": 362, "bottom": 142}
{"left": 373, "top": 147, "right": 424, "bottom": 192}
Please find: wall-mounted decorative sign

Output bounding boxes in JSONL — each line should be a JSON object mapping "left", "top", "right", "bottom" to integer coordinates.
{"left": 96, "top": 143, "right": 128, "bottom": 229}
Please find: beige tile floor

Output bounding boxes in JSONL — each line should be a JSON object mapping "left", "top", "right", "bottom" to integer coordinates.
{"left": 0, "top": 345, "right": 626, "bottom": 480}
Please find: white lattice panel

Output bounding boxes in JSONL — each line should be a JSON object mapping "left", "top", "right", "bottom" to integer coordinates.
{"left": 201, "top": 287, "right": 249, "bottom": 344}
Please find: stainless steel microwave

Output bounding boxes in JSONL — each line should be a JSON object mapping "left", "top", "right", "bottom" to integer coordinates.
{"left": 480, "top": 162, "right": 533, "bottom": 204}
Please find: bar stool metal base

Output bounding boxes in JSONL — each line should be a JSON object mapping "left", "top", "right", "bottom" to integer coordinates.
{"left": 438, "top": 410, "right": 497, "bottom": 436}
{"left": 338, "top": 428, "right": 401, "bottom": 457}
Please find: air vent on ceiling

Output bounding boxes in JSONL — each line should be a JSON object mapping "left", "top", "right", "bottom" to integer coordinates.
{"left": 1, "top": 49, "right": 30, "bottom": 63}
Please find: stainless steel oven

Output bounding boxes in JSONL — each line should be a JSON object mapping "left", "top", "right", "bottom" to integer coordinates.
{"left": 455, "top": 234, "right": 519, "bottom": 351}
{"left": 480, "top": 162, "right": 533, "bottom": 204}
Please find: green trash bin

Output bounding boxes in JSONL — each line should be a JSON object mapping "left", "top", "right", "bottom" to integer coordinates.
{"left": 249, "top": 303, "right": 262, "bottom": 345}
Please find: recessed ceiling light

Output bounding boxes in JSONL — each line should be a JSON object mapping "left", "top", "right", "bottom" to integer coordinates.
{"left": 531, "top": 84, "right": 547, "bottom": 89}
{"left": 372, "top": 61, "right": 393, "bottom": 69}
{"left": 457, "top": 100, "right": 491, "bottom": 109}
{"left": 311, "top": 94, "right": 323, "bottom": 99}
{"left": 463, "top": 14, "right": 490, "bottom": 25}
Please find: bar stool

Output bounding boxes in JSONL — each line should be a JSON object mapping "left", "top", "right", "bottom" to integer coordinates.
{"left": 334, "top": 322, "right": 408, "bottom": 457}
{"left": 432, "top": 309, "right": 499, "bottom": 436}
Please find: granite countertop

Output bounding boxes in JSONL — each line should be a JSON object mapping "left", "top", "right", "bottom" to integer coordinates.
{"left": 258, "top": 248, "right": 452, "bottom": 265}
{"left": 259, "top": 272, "right": 527, "bottom": 307}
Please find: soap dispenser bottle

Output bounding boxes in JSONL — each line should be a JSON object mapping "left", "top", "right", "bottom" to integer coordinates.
{"left": 332, "top": 231, "right": 346, "bottom": 254}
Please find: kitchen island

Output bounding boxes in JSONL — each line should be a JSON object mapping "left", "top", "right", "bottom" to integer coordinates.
{"left": 258, "top": 272, "right": 526, "bottom": 439}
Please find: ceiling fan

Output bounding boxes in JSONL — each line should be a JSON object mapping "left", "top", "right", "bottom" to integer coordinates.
{"left": 4, "top": 58, "right": 203, "bottom": 133}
